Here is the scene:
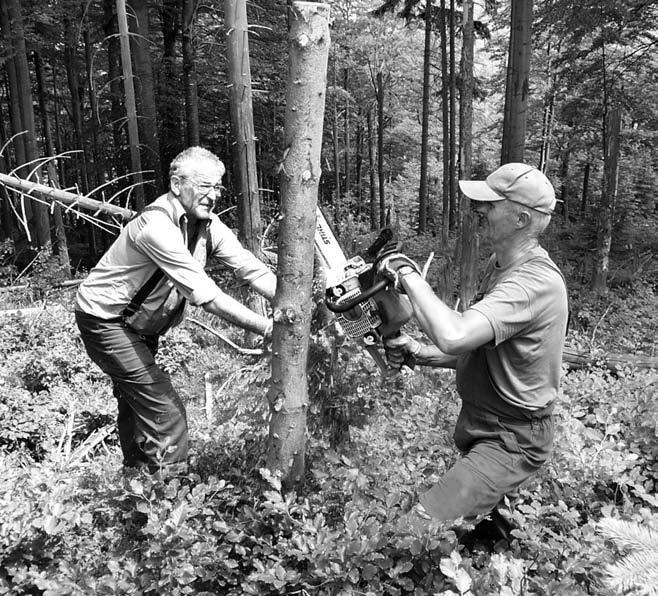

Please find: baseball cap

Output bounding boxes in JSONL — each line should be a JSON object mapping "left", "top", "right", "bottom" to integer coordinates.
{"left": 459, "top": 163, "right": 557, "bottom": 215}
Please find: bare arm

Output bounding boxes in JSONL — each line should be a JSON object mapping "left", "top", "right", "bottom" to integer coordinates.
{"left": 399, "top": 269, "right": 494, "bottom": 354}
{"left": 385, "top": 333, "right": 459, "bottom": 369}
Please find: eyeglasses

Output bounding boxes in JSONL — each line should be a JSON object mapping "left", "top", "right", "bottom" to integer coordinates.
{"left": 177, "top": 176, "right": 224, "bottom": 196}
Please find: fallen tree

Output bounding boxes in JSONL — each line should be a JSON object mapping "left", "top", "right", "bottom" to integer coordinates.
{"left": 0, "top": 172, "right": 136, "bottom": 220}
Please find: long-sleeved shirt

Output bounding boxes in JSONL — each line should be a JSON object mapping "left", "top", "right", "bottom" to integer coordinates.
{"left": 76, "top": 193, "right": 274, "bottom": 333}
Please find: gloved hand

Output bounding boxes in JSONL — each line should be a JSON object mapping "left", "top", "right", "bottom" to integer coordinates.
{"left": 384, "top": 332, "right": 421, "bottom": 369}
{"left": 375, "top": 250, "right": 421, "bottom": 291}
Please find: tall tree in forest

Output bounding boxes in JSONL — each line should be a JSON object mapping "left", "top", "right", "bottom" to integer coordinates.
{"left": 458, "top": 0, "right": 477, "bottom": 309}
{"left": 3, "top": 0, "right": 50, "bottom": 248}
{"left": 225, "top": 0, "right": 268, "bottom": 333}
{"left": 182, "top": 0, "right": 200, "bottom": 146}
{"left": 501, "top": 0, "right": 532, "bottom": 164}
{"left": 439, "top": 0, "right": 449, "bottom": 244}
{"left": 592, "top": 107, "right": 621, "bottom": 293}
{"left": 130, "top": 1, "right": 163, "bottom": 197}
{"left": 34, "top": 51, "right": 70, "bottom": 271}
{"left": 158, "top": 0, "right": 182, "bottom": 174}
{"left": 418, "top": 0, "right": 432, "bottom": 233}
{"left": 225, "top": 0, "right": 263, "bottom": 254}
{"left": 267, "top": 1, "right": 330, "bottom": 488}
{"left": 116, "top": 0, "right": 145, "bottom": 210}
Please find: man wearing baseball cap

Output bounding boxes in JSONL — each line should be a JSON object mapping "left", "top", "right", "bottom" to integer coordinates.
{"left": 377, "top": 163, "right": 568, "bottom": 537}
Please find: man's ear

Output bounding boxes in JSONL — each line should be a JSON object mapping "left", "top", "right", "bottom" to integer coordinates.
{"left": 516, "top": 209, "right": 531, "bottom": 229}
{"left": 170, "top": 176, "right": 181, "bottom": 196}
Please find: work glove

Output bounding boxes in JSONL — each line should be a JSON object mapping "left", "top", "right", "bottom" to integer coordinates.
{"left": 375, "top": 247, "right": 421, "bottom": 292}
{"left": 384, "top": 332, "right": 421, "bottom": 370}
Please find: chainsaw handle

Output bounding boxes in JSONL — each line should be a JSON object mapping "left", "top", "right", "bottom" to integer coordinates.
{"left": 325, "top": 278, "right": 390, "bottom": 313}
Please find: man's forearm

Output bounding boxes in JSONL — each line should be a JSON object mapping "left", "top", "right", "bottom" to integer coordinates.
{"left": 413, "top": 343, "right": 458, "bottom": 369}
{"left": 202, "top": 291, "right": 271, "bottom": 335}
{"left": 399, "top": 270, "right": 494, "bottom": 354}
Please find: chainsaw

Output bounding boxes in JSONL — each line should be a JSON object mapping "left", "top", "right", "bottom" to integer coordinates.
{"left": 314, "top": 208, "right": 414, "bottom": 374}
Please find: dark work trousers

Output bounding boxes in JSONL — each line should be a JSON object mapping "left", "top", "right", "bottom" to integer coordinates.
{"left": 75, "top": 311, "right": 188, "bottom": 473}
{"left": 419, "top": 348, "right": 554, "bottom": 522}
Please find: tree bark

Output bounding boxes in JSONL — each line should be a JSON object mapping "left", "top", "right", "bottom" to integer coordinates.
{"left": 458, "top": 0, "right": 477, "bottom": 310}
{"left": 439, "top": 0, "right": 449, "bottom": 246}
{"left": 158, "top": 0, "right": 182, "bottom": 174}
{"left": 182, "top": 0, "right": 200, "bottom": 146}
{"left": 418, "top": 0, "right": 431, "bottom": 234}
{"left": 343, "top": 68, "right": 350, "bottom": 200}
{"left": 592, "top": 106, "right": 621, "bottom": 294}
{"left": 225, "top": 0, "right": 267, "bottom": 338}
{"left": 367, "top": 107, "right": 377, "bottom": 230}
{"left": 4, "top": 0, "right": 50, "bottom": 249}
{"left": 501, "top": 0, "right": 532, "bottom": 164}
{"left": 130, "top": 1, "right": 163, "bottom": 197}
{"left": 448, "top": 0, "right": 457, "bottom": 230}
{"left": 34, "top": 51, "right": 71, "bottom": 272}
{"left": 103, "top": 0, "right": 127, "bottom": 177}
{"left": 268, "top": 1, "right": 330, "bottom": 489}
{"left": 116, "top": 0, "right": 145, "bottom": 210}
{"left": 376, "top": 70, "right": 386, "bottom": 228}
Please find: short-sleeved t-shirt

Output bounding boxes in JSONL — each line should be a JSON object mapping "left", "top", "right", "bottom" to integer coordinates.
{"left": 459, "top": 246, "right": 568, "bottom": 411}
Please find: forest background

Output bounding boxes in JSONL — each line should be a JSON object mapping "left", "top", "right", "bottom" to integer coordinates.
{"left": 0, "top": 0, "right": 656, "bottom": 595}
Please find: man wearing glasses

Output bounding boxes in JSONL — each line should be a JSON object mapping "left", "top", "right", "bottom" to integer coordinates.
{"left": 75, "top": 146, "right": 276, "bottom": 476}
{"left": 378, "top": 163, "right": 568, "bottom": 540}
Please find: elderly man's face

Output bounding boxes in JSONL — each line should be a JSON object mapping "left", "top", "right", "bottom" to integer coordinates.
{"left": 474, "top": 200, "right": 517, "bottom": 246}
{"left": 172, "top": 160, "right": 224, "bottom": 221}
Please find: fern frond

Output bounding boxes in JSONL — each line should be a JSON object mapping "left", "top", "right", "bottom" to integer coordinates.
{"left": 602, "top": 550, "right": 658, "bottom": 596}
{"left": 597, "top": 518, "right": 658, "bottom": 553}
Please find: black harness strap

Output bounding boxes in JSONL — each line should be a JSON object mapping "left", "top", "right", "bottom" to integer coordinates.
{"left": 121, "top": 205, "right": 173, "bottom": 319}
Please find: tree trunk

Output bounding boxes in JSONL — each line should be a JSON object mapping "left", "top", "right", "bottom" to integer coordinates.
{"left": 182, "top": 0, "right": 200, "bottom": 146}
{"left": 458, "top": 0, "right": 477, "bottom": 310}
{"left": 130, "top": 1, "right": 163, "bottom": 197}
{"left": 581, "top": 162, "right": 590, "bottom": 214}
{"left": 538, "top": 38, "right": 555, "bottom": 174}
{"left": 5, "top": 0, "right": 50, "bottom": 249}
{"left": 158, "top": 0, "right": 181, "bottom": 174}
{"left": 225, "top": 0, "right": 267, "bottom": 339}
{"left": 418, "top": 0, "right": 431, "bottom": 234}
{"left": 268, "top": 1, "right": 330, "bottom": 489}
{"left": 439, "top": 0, "right": 449, "bottom": 246}
{"left": 116, "top": 0, "right": 145, "bottom": 210}
{"left": 376, "top": 70, "right": 386, "bottom": 228}
{"left": 501, "top": 0, "right": 532, "bottom": 164}
{"left": 367, "top": 107, "right": 377, "bottom": 230}
{"left": 332, "top": 58, "right": 341, "bottom": 210}
{"left": 355, "top": 107, "right": 363, "bottom": 212}
{"left": 448, "top": 0, "right": 457, "bottom": 230}
{"left": 343, "top": 68, "right": 350, "bottom": 200}
{"left": 591, "top": 106, "right": 621, "bottom": 294}
{"left": 103, "top": 0, "right": 127, "bottom": 177}
{"left": 34, "top": 51, "right": 71, "bottom": 272}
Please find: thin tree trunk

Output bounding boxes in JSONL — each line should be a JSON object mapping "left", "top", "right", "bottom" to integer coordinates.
{"left": 559, "top": 148, "right": 570, "bottom": 226}
{"left": 538, "top": 39, "right": 555, "bottom": 173}
{"left": 458, "top": 0, "right": 477, "bottom": 310}
{"left": 439, "top": 0, "right": 449, "bottom": 246}
{"left": 5, "top": 0, "right": 50, "bottom": 248}
{"left": 376, "top": 70, "right": 386, "bottom": 228}
{"left": 581, "top": 163, "right": 590, "bottom": 214}
{"left": 448, "top": 0, "right": 457, "bottom": 230}
{"left": 355, "top": 107, "right": 363, "bottom": 212}
{"left": 418, "top": 0, "right": 431, "bottom": 234}
{"left": 592, "top": 106, "right": 621, "bottom": 294}
{"left": 367, "top": 107, "right": 377, "bottom": 230}
{"left": 343, "top": 68, "right": 350, "bottom": 200}
{"left": 84, "top": 26, "right": 103, "bottom": 190}
{"left": 158, "top": 0, "right": 181, "bottom": 174}
{"left": 332, "top": 58, "right": 341, "bottom": 210}
{"left": 225, "top": 0, "right": 266, "bottom": 340}
{"left": 116, "top": 0, "right": 145, "bottom": 210}
{"left": 34, "top": 51, "right": 70, "bottom": 272}
{"left": 268, "top": 1, "right": 330, "bottom": 489}
{"left": 501, "top": 0, "right": 532, "bottom": 164}
{"left": 0, "top": 102, "right": 13, "bottom": 239}
{"left": 103, "top": 0, "right": 126, "bottom": 176}
{"left": 130, "top": 1, "right": 163, "bottom": 197}
{"left": 182, "top": 0, "right": 200, "bottom": 146}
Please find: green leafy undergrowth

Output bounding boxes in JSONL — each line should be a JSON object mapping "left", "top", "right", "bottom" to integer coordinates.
{"left": 0, "top": 287, "right": 656, "bottom": 595}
